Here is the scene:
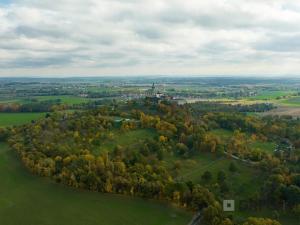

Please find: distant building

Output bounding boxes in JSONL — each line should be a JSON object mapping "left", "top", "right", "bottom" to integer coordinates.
{"left": 145, "top": 83, "right": 156, "bottom": 97}
{"left": 145, "top": 83, "right": 178, "bottom": 103}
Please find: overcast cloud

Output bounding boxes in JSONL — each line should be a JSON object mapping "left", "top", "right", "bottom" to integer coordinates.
{"left": 1, "top": 0, "right": 300, "bottom": 76}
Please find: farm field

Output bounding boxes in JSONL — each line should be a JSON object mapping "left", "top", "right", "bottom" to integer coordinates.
{"left": 248, "top": 90, "right": 295, "bottom": 100}
{"left": 0, "top": 142, "right": 192, "bottom": 225}
{"left": 33, "top": 95, "right": 90, "bottom": 104}
{"left": 277, "top": 96, "right": 300, "bottom": 107}
{"left": 0, "top": 112, "right": 45, "bottom": 127}
{"left": 0, "top": 95, "right": 90, "bottom": 105}
{"left": 262, "top": 106, "right": 300, "bottom": 117}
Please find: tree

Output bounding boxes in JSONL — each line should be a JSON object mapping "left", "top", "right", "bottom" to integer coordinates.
{"left": 159, "top": 135, "right": 167, "bottom": 143}
{"left": 201, "top": 204, "right": 223, "bottom": 225}
{"left": 292, "top": 204, "right": 300, "bottom": 217}
{"left": 176, "top": 143, "right": 189, "bottom": 156}
{"left": 229, "top": 162, "right": 238, "bottom": 173}
{"left": 220, "top": 218, "right": 234, "bottom": 225}
{"left": 202, "top": 171, "right": 212, "bottom": 182}
{"left": 283, "top": 185, "right": 300, "bottom": 206}
{"left": 220, "top": 181, "right": 230, "bottom": 194}
{"left": 242, "top": 217, "right": 281, "bottom": 225}
{"left": 217, "top": 171, "right": 226, "bottom": 183}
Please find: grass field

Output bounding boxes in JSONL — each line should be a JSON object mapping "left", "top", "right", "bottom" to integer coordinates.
{"left": 0, "top": 112, "right": 45, "bottom": 127}
{"left": 249, "top": 140, "right": 276, "bottom": 153}
{"left": 0, "top": 142, "right": 191, "bottom": 225}
{"left": 176, "top": 153, "right": 264, "bottom": 199}
{"left": 277, "top": 96, "right": 300, "bottom": 107}
{"left": 96, "top": 129, "right": 157, "bottom": 153}
{"left": 0, "top": 95, "right": 90, "bottom": 105}
{"left": 233, "top": 209, "right": 298, "bottom": 225}
{"left": 248, "top": 90, "right": 295, "bottom": 100}
{"left": 210, "top": 129, "right": 276, "bottom": 153}
{"left": 33, "top": 95, "right": 90, "bottom": 104}
{"left": 173, "top": 152, "right": 297, "bottom": 225}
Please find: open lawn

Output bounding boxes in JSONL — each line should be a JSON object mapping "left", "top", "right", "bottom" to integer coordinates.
{"left": 172, "top": 152, "right": 297, "bottom": 225}
{"left": 233, "top": 209, "right": 299, "bottom": 225}
{"left": 210, "top": 129, "right": 276, "bottom": 153}
{"left": 96, "top": 128, "right": 157, "bottom": 153}
{"left": 0, "top": 143, "right": 191, "bottom": 225}
{"left": 0, "top": 112, "right": 45, "bottom": 127}
{"left": 176, "top": 153, "right": 264, "bottom": 200}
{"left": 210, "top": 129, "right": 233, "bottom": 140}
{"left": 249, "top": 140, "right": 276, "bottom": 153}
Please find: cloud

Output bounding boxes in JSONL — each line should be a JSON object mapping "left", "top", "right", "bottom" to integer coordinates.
{"left": 1, "top": 0, "right": 300, "bottom": 76}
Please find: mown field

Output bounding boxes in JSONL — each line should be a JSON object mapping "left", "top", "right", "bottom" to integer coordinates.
{"left": 0, "top": 142, "right": 191, "bottom": 225}
{"left": 0, "top": 112, "right": 45, "bottom": 127}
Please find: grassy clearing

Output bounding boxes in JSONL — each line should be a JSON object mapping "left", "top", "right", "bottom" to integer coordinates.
{"left": 96, "top": 129, "right": 157, "bottom": 153}
{"left": 210, "top": 129, "right": 276, "bottom": 153}
{"left": 233, "top": 209, "right": 299, "bottom": 225}
{"left": 0, "top": 112, "right": 45, "bottom": 127}
{"left": 249, "top": 141, "right": 276, "bottom": 153}
{"left": 176, "top": 153, "right": 264, "bottom": 199}
{"left": 210, "top": 129, "right": 233, "bottom": 140}
{"left": 0, "top": 142, "right": 191, "bottom": 225}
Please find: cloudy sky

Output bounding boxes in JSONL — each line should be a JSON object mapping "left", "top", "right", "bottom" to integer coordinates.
{"left": 1, "top": 0, "right": 300, "bottom": 77}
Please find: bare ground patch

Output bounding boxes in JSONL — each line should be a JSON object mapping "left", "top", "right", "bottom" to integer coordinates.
{"left": 262, "top": 106, "right": 300, "bottom": 117}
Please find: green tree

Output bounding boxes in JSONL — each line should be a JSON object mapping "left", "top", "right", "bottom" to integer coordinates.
{"left": 202, "top": 171, "right": 213, "bottom": 182}
{"left": 229, "top": 162, "right": 238, "bottom": 173}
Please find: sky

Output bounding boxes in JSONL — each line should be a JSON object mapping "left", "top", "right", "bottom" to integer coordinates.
{"left": 1, "top": 0, "right": 300, "bottom": 77}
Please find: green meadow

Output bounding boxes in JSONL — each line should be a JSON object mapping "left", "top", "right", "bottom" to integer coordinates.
{"left": 96, "top": 128, "right": 157, "bottom": 153}
{"left": 33, "top": 95, "right": 90, "bottom": 104}
{"left": 0, "top": 112, "right": 45, "bottom": 127}
{"left": 210, "top": 129, "right": 276, "bottom": 153}
{"left": 248, "top": 90, "right": 295, "bottom": 100}
{"left": 277, "top": 96, "right": 300, "bottom": 107}
{"left": 0, "top": 95, "right": 90, "bottom": 105}
{"left": 176, "top": 153, "right": 264, "bottom": 200}
{"left": 0, "top": 113, "right": 191, "bottom": 225}
{"left": 0, "top": 142, "right": 191, "bottom": 225}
